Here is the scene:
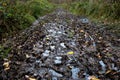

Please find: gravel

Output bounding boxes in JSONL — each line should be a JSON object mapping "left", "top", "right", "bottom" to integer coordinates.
{"left": 0, "top": 8, "right": 120, "bottom": 80}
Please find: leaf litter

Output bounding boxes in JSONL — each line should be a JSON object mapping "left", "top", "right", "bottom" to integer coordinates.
{"left": 0, "top": 9, "right": 120, "bottom": 80}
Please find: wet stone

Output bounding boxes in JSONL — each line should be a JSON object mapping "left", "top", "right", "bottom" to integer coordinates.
{"left": 80, "top": 18, "right": 89, "bottom": 24}
{"left": 54, "top": 56, "right": 62, "bottom": 65}
{"left": 42, "top": 50, "right": 50, "bottom": 57}
{"left": 60, "top": 43, "right": 66, "bottom": 48}
{"left": 49, "top": 69, "right": 63, "bottom": 77}
{"left": 54, "top": 60, "right": 62, "bottom": 64}
{"left": 50, "top": 46, "right": 55, "bottom": 50}
{"left": 1, "top": 8, "right": 120, "bottom": 80}
{"left": 71, "top": 67, "right": 80, "bottom": 79}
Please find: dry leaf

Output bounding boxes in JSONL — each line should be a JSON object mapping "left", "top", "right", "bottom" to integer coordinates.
{"left": 3, "top": 62, "right": 10, "bottom": 70}
{"left": 80, "top": 30, "right": 84, "bottom": 33}
{"left": 25, "top": 75, "right": 36, "bottom": 80}
{"left": 29, "top": 77, "right": 36, "bottom": 80}
{"left": 88, "top": 76, "right": 100, "bottom": 80}
{"left": 26, "top": 54, "right": 30, "bottom": 58}
{"left": 67, "top": 51, "right": 74, "bottom": 55}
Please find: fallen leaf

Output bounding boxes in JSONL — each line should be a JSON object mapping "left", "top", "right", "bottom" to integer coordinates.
{"left": 26, "top": 54, "right": 30, "bottom": 58}
{"left": 88, "top": 76, "right": 100, "bottom": 80}
{"left": 3, "top": 62, "right": 10, "bottom": 70}
{"left": 80, "top": 30, "right": 84, "bottom": 33}
{"left": 67, "top": 51, "right": 74, "bottom": 55}
{"left": 106, "top": 70, "right": 111, "bottom": 74}
{"left": 25, "top": 75, "right": 36, "bottom": 80}
{"left": 29, "top": 77, "right": 36, "bottom": 80}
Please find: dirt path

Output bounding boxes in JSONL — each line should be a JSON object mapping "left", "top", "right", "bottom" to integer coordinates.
{"left": 1, "top": 9, "right": 120, "bottom": 80}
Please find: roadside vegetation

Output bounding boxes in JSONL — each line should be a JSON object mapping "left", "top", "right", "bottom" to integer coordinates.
{"left": 62, "top": 0, "right": 120, "bottom": 37}
{"left": 0, "top": 0, "right": 55, "bottom": 38}
{"left": 0, "top": 0, "right": 55, "bottom": 58}
{"left": 63, "top": 0, "right": 120, "bottom": 20}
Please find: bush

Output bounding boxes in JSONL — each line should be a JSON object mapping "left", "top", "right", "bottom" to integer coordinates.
{"left": 26, "top": 0, "right": 55, "bottom": 18}
{"left": 0, "top": 45, "right": 11, "bottom": 58}
{"left": 0, "top": 0, "right": 55, "bottom": 37}
{"left": 64, "top": 1, "right": 120, "bottom": 20}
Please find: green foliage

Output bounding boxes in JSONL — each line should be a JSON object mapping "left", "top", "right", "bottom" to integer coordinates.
{"left": 0, "top": 0, "right": 55, "bottom": 37}
{"left": 106, "top": 23, "right": 120, "bottom": 37}
{"left": 24, "top": 14, "right": 36, "bottom": 24}
{"left": 0, "top": 0, "right": 55, "bottom": 58}
{"left": 61, "top": 0, "right": 120, "bottom": 37}
{"left": 0, "top": 45, "right": 11, "bottom": 58}
{"left": 64, "top": 1, "right": 120, "bottom": 20}
{"left": 28, "top": 0, "right": 54, "bottom": 18}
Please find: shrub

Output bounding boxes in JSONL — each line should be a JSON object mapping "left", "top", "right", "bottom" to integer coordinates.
{"left": 0, "top": 45, "right": 11, "bottom": 58}
{"left": 28, "top": 0, "right": 54, "bottom": 18}
{"left": 0, "top": 0, "right": 55, "bottom": 37}
{"left": 64, "top": 0, "right": 120, "bottom": 20}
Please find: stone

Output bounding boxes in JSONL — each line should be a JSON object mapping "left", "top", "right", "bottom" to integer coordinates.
{"left": 54, "top": 60, "right": 62, "bottom": 64}
{"left": 60, "top": 43, "right": 66, "bottom": 48}
{"left": 42, "top": 50, "right": 50, "bottom": 57}
{"left": 50, "top": 46, "right": 55, "bottom": 50}
{"left": 71, "top": 67, "right": 80, "bottom": 79}
{"left": 49, "top": 69, "right": 63, "bottom": 77}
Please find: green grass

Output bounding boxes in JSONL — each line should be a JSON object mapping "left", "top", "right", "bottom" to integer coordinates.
{"left": 0, "top": 0, "right": 55, "bottom": 37}
{"left": 0, "top": 0, "right": 56, "bottom": 58}
{"left": 61, "top": 1, "right": 120, "bottom": 37}
{"left": 0, "top": 45, "right": 11, "bottom": 58}
{"left": 62, "top": 1, "right": 120, "bottom": 20}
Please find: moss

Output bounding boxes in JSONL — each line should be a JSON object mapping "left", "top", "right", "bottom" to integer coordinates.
{"left": 0, "top": 45, "right": 11, "bottom": 58}
{"left": 24, "top": 14, "right": 36, "bottom": 24}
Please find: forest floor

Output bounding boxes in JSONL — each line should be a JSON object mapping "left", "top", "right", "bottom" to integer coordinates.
{"left": 0, "top": 9, "right": 120, "bottom": 80}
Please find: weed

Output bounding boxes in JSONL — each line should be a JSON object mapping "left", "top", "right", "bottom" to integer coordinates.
{"left": 0, "top": 45, "right": 11, "bottom": 58}
{"left": 0, "top": 0, "right": 55, "bottom": 38}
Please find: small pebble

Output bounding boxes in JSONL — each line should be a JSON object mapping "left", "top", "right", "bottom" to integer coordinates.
{"left": 60, "top": 43, "right": 66, "bottom": 48}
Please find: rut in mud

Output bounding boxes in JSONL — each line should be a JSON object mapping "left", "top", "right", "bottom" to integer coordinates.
{"left": 1, "top": 9, "right": 120, "bottom": 80}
